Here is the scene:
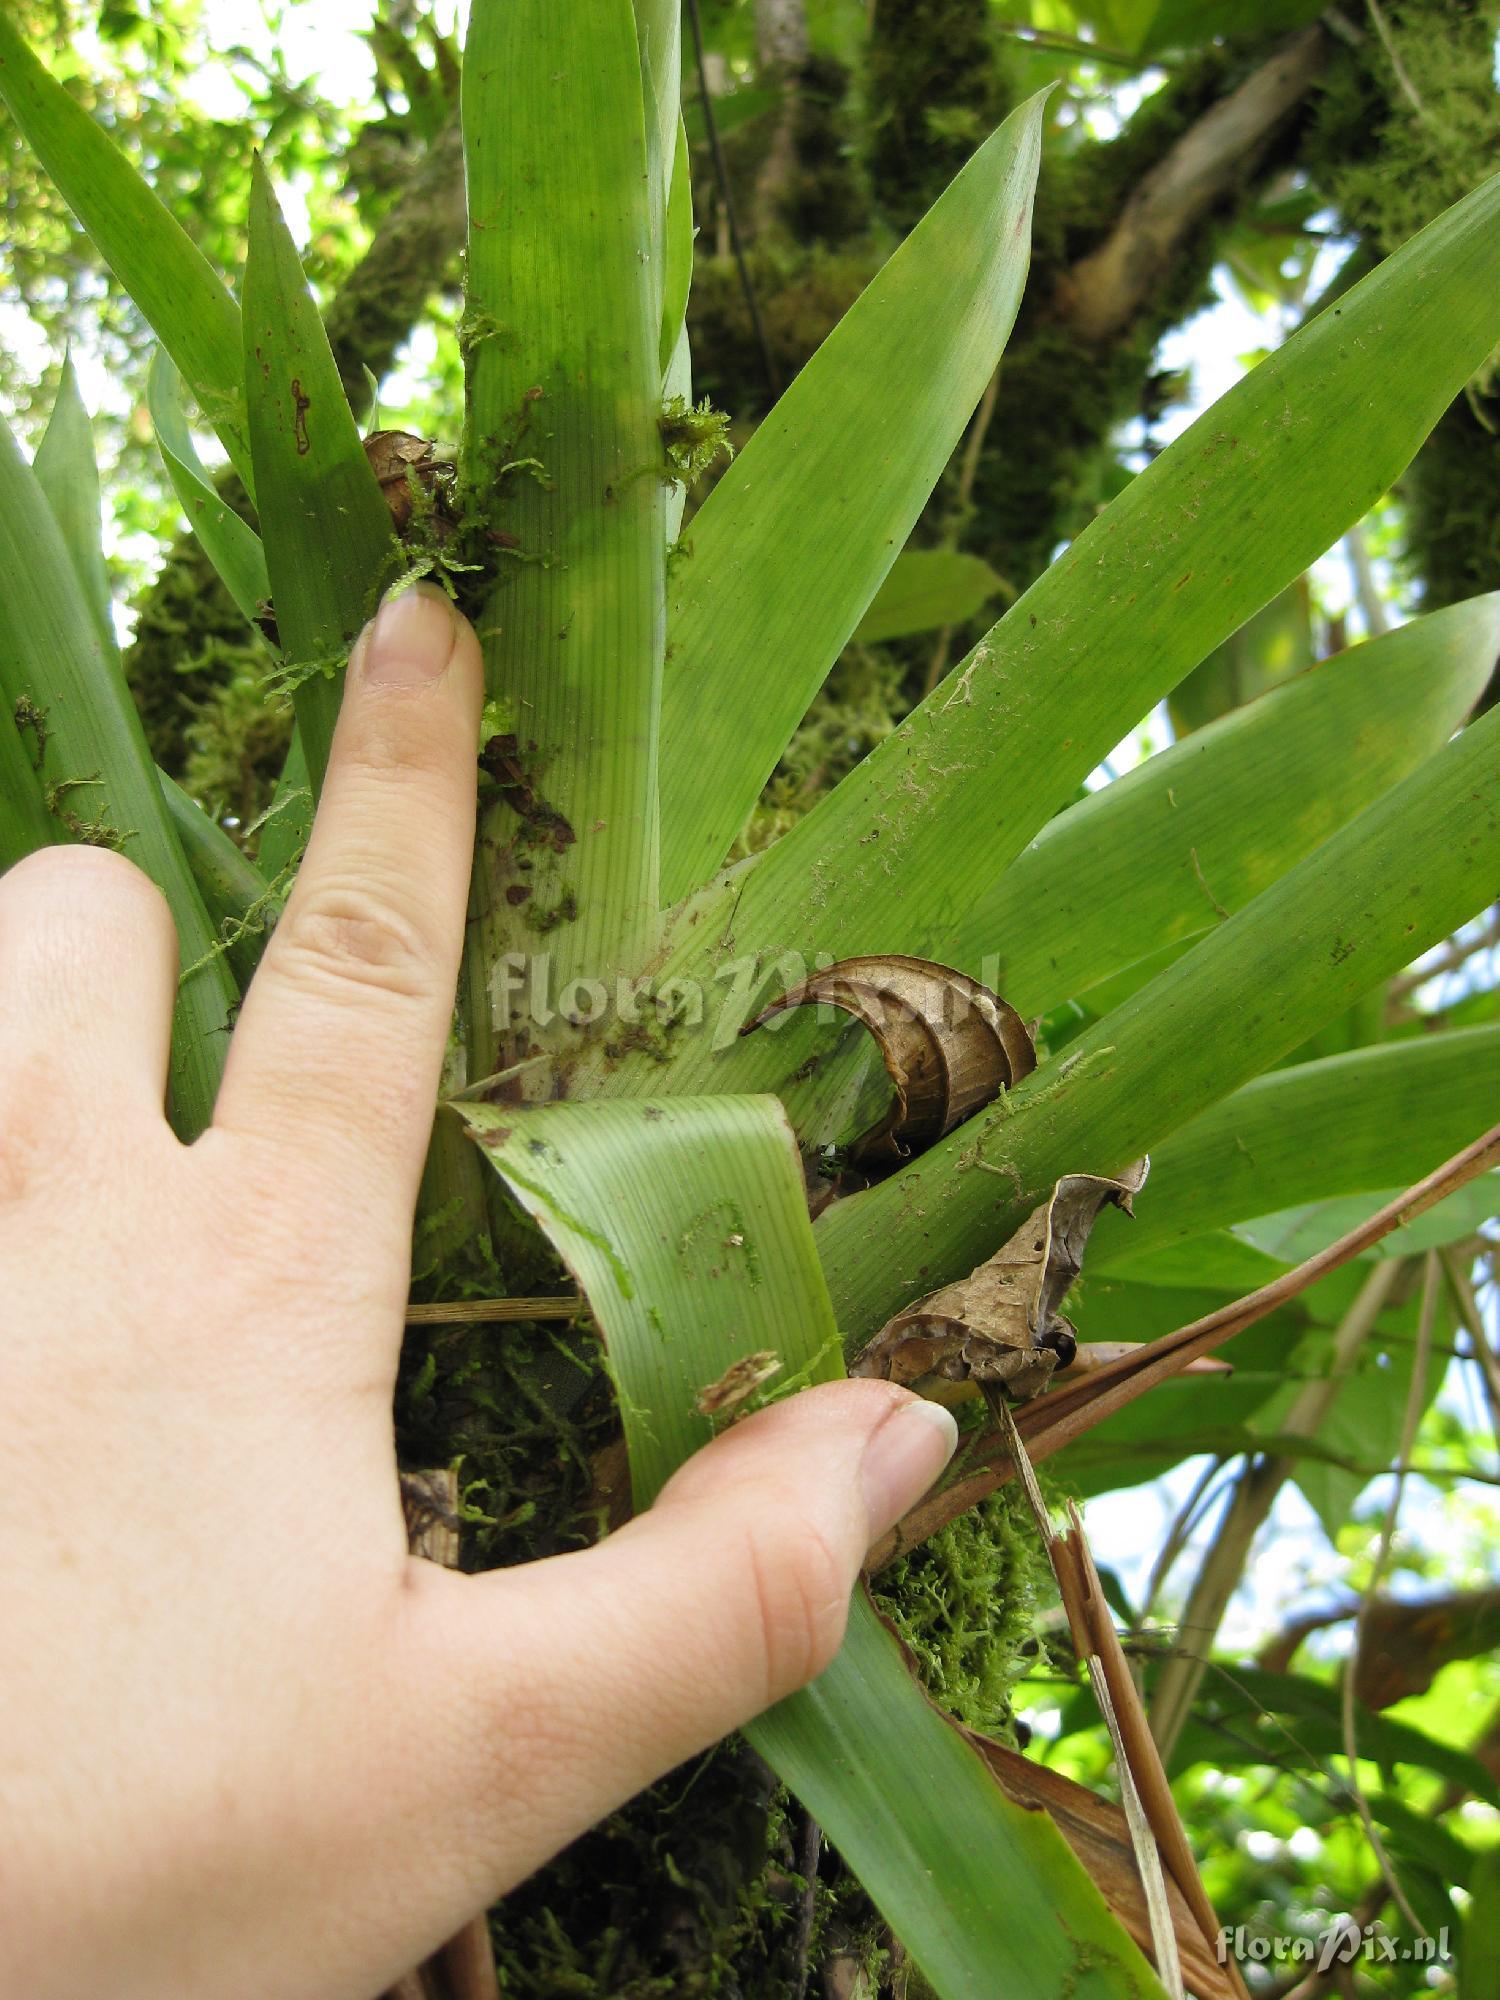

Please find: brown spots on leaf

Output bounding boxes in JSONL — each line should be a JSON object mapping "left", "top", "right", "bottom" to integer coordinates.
{"left": 478, "top": 734, "right": 577, "bottom": 854}
{"left": 291, "top": 378, "right": 311, "bottom": 455}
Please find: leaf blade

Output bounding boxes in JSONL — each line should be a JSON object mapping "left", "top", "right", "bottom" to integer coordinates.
{"left": 656, "top": 91, "right": 1047, "bottom": 903}
{"left": 0, "top": 412, "right": 237, "bottom": 1137}
{"left": 815, "top": 703, "right": 1500, "bottom": 1344}
{"left": 461, "top": 0, "right": 666, "bottom": 1060}
{"left": 465, "top": 1093, "right": 1163, "bottom": 2000}
{"left": 243, "top": 155, "right": 398, "bottom": 793}
{"left": 148, "top": 347, "right": 272, "bottom": 632}
{"left": 0, "top": 13, "right": 252, "bottom": 486}
{"left": 941, "top": 594, "right": 1500, "bottom": 1016}
{"left": 852, "top": 548, "right": 1008, "bottom": 645}
{"left": 33, "top": 356, "right": 115, "bottom": 652}
{"left": 665, "top": 168, "right": 1500, "bottom": 1014}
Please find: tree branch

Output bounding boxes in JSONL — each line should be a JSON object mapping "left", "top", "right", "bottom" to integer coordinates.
{"left": 1060, "top": 26, "right": 1327, "bottom": 344}
{"left": 323, "top": 114, "right": 467, "bottom": 414}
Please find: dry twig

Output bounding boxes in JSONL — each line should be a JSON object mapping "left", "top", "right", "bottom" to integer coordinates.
{"left": 872, "top": 1122, "right": 1500, "bottom": 1566}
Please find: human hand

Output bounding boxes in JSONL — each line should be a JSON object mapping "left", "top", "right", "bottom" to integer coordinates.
{"left": 0, "top": 585, "right": 958, "bottom": 2000}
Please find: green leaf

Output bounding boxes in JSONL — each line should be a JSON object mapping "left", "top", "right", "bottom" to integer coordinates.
{"left": 0, "top": 12, "right": 253, "bottom": 488}
{"left": 157, "top": 770, "right": 279, "bottom": 991}
{"left": 461, "top": 0, "right": 667, "bottom": 1055}
{"left": 657, "top": 91, "right": 1046, "bottom": 904}
{"left": 681, "top": 84, "right": 775, "bottom": 148}
{"left": 942, "top": 596, "right": 1500, "bottom": 1018}
{"left": 0, "top": 412, "right": 237, "bottom": 1138}
{"left": 660, "top": 116, "right": 693, "bottom": 379}
{"left": 253, "top": 725, "right": 312, "bottom": 884}
{"left": 852, "top": 548, "right": 1008, "bottom": 644}
{"left": 651, "top": 168, "right": 1500, "bottom": 1029}
{"left": 148, "top": 347, "right": 271, "bottom": 632}
{"left": 1234, "top": 1174, "right": 1500, "bottom": 1266}
{"left": 1170, "top": 1667, "right": 1500, "bottom": 1806}
{"left": 1168, "top": 578, "right": 1315, "bottom": 738}
{"left": 1089, "top": 1026, "right": 1500, "bottom": 1275}
{"left": 813, "top": 702, "right": 1500, "bottom": 1345}
{"left": 464, "top": 1094, "right": 1161, "bottom": 2000}
{"left": 33, "top": 356, "right": 115, "bottom": 652}
{"left": 243, "top": 155, "right": 398, "bottom": 793}
{"left": 1460, "top": 1848, "right": 1500, "bottom": 2000}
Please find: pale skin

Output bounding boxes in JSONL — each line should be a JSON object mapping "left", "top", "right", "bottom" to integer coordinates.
{"left": 0, "top": 585, "right": 958, "bottom": 2000}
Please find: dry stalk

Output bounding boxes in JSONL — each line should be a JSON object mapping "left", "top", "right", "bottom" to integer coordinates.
{"left": 871, "top": 1121, "right": 1500, "bottom": 1567}
{"left": 405, "top": 1294, "right": 583, "bottom": 1325}
{"left": 987, "top": 1390, "right": 1248, "bottom": 2000}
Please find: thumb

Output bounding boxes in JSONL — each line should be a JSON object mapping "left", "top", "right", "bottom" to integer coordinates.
{"left": 410, "top": 1378, "right": 958, "bottom": 1898}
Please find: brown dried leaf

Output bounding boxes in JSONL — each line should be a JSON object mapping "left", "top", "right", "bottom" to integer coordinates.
{"left": 362, "top": 428, "right": 455, "bottom": 535}
{"left": 1353, "top": 1586, "right": 1500, "bottom": 1711}
{"left": 966, "top": 1736, "right": 1240, "bottom": 2000}
{"left": 742, "top": 954, "right": 1035, "bottom": 1168}
{"left": 852, "top": 1162, "right": 1148, "bottom": 1404}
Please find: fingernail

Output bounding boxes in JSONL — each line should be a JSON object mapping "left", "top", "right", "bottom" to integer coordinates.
{"left": 362, "top": 582, "right": 458, "bottom": 687}
{"left": 860, "top": 1399, "right": 959, "bottom": 1542}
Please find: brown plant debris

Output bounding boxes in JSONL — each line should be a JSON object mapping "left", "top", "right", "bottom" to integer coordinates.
{"left": 743, "top": 954, "right": 1036, "bottom": 1168}
{"left": 363, "top": 428, "right": 457, "bottom": 537}
{"left": 477, "top": 734, "right": 577, "bottom": 854}
{"left": 964, "top": 1733, "right": 1239, "bottom": 2000}
{"left": 874, "top": 1120, "right": 1500, "bottom": 1565}
{"left": 852, "top": 1162, "right": 1148, "bottom": 1404}
{"left": 695, "top": 1349, "right": 783, "bottom": 1419}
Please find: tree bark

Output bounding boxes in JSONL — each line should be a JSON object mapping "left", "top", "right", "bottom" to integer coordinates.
{"left": 1060, "top": 27, "right": 1327, "bottom": 343}
{"left": 751, "top": 0, "right": 810, "bottom": 236}
{"left": 323, "top": 114, "right": 468, "bottom": 415}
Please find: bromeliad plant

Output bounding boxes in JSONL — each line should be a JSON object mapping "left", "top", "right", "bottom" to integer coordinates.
{"left": 3, "top": 3, "right": 1500, "bottom": 1993}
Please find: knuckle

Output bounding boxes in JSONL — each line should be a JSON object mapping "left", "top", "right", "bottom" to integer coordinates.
{"left": 272, "top": 880, "right": 437, "bottom": 1003}
{"left": 743, "top": 1510, "right": 853, "bottom": 1703}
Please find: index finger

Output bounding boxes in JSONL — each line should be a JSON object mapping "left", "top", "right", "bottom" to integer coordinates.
{"left": 211, "top": 585, "right": 484, "bottom": 1229}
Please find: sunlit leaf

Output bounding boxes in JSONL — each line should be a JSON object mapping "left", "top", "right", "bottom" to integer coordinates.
{"left": 657, "top": 92, "right": 1047, "bottom": 902}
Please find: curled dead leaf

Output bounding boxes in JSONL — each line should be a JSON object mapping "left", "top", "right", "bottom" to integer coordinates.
{"left": 852, "top": 1162, "right": 1149, "bottom": 1404}
{"left": 363, "top": 428, "right": 456, "bottom": 536}
{"left": 742, "top": 954, "right": 1036, "bottom": 1168}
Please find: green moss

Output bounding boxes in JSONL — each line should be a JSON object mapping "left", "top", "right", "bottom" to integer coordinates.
{"left": 180, "top": 665, "right": 294, "bottom": 848}
{"left": 870, "top": 1485, "right": 1049, "bottom": 1738}
{"left": 123, "top": 470, "right": 270, "bottom": 780}
{"left": 660, "top": 395, "right": 735, "bottom": 486}
{"left": 685, "top": 244, "right": 877, "bottom": 423}
{"left": 42, "top": 774, "right": 128, "bottom": 850}
{"left": 865, "top": 0, "right": 1014, "bottom": 234}
{"left": 781, "top": 52, "right": 869, "bottom": 247}
{"left": 735, "top": 643, "right": 908, "bottom": 855}
{"left": 1305, "top": 0, "right": 1500, "bottom": 258}
{"left": 1302, "top": 0, "right": 1500, "bottom": 615}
